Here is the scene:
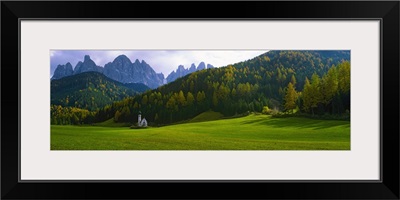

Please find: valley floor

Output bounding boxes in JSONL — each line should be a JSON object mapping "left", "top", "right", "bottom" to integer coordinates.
{"left": 51, "top": 114, "right": 350, "bottom": 150}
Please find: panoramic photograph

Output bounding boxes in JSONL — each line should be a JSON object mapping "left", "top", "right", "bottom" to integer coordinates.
{"left": 50, "top": 50, "right": 350, "bottom": 150}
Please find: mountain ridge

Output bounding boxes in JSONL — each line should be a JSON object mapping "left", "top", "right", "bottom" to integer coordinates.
{"left": 52, "top": 55, "right": 165, "bottom": 89}
{"left": 166, "top": 62, "right": 215, "bottom": 83}
{"left": 52, "top": 62, "right": 74, "bottom": 80}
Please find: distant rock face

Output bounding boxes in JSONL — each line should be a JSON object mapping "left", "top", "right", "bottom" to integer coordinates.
{"left": 157, "top": 73, "right": 167, "bottom": 84}
{"left": 197, "top": 62, "right": 206, "bottom": 70}
{"left": 103, "top": 55, "right": 164, "bottom": 89}
{"left": 52, "top": 55, "right": 213, "bottom": 88}
{"left": 73, "top": 55, "right": 103, "bottom": 75}
{"left": 51, "top": 62, "right": 74, "bottom": 80}
{"left": 176, "top": 65, "right": 187, "bottom": 77}
{"left": 103, "top": 55, "right": 134, "bottom": 83}
{"left": 166, "top": 62, "right": 214, "bottom": 83}
{"left": 157, "top": 73, "right": 164, "bottom": 80}
{"left": 188, "top": 64, "right": 196, "bottom": 73}
{"left": 166, "top": 71, "right": 177, "bottom": 83}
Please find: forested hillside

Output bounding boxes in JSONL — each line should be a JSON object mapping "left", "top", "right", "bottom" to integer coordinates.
{"left": 88, "top": 50, "right": 350, "bottom": 125}
{"left": 51, "top": 72, "right": 149, "bottom": 111}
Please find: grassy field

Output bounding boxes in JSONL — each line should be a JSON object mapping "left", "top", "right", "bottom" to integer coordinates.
{"left": 51, "top": 114, "right": 350, "bottom": 150}
{"left": 189, "top": 110, "right": 223, "bottom": 123}
{"left": 92, "top": 118, "right": 131, "bottom": 127}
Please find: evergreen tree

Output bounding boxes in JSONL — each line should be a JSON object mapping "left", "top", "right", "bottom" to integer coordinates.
{"left": 310, "top": 73, "right": 322, "bottom": 115}
{"left": 291, "top": 74, "right": 297, "bottom": 88}
{"left": 177, "top": 90, "right": 186, "bottom": 106}
{"left": 321, "top": 66, "right": 338, "bottom": 106}
{"left": 302, "top": 77, "right": 312, "bottom": 113}
{"left": 142, "top": 95, "right": 148, "bottom": 105}
{"left": 187, "top": 92, "right": 195, "bottom": 106}
{"left": 284, "top": 82, "right": 297, "bottom": 112}
{"left": 114, "top": 110, "right": 121, "bottom": 122}
{"left": 338, "top": 61, "right": 351, "bottom": 94}
{"left": 212, "top": 91, "right": 218, "bottom": 107}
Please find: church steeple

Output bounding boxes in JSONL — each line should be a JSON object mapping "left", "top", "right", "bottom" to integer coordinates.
{"left": 136, "top": 111, "right": 147, "bottom": 127}
{"left": 138, "top": 111, "right": 142, "bottom": 126}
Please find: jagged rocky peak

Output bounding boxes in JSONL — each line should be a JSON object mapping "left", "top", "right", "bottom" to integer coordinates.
{"left": 102, "top": 55, "right": 164, "bottom": 89}
{"left": 177, "top": 65, "right": 186, "bottom": 73}
{"left": 52, "top": 54, "right": 176, "bottom": 89}
{"left": 104, "top": 55, "right": 134, "bottom": 83}
{"left": 207, "top": 64, "right": 215, "bottom": 69}
{"left": 83, "top": 55, "right": 95, "bottom": 65}
{"left": 115, "top": 54, "right": 129, "bottom": 59}
{"left": 74, "top": 55, "right": 103, "bottom": 74}
{"left": 66, "top": 62, "right": 73, "bottom": 69}
{"left": 114, "top": 54, "right": 131, "bottom": 63}
{"left": 197, "top": 62, "right": 206, "bottom": 70}
{"left": 108, "top": 55, "right": 132, "bottom": 71}
{"left": 166, "top": 61, "right": 214, "bottom": 83}
{"left": 52, "top": 62, "right": 74, "bottom": 80}
{"left": 188, "top": 64, "right": 196, "bottom": 73}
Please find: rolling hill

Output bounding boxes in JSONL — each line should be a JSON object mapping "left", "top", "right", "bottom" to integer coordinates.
{"left": 51, "top": 71, "right": 150, "bottom": 111}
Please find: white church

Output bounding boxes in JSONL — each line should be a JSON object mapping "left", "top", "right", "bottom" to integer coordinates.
{"left": 137, "top": 111, "right": 148, "bottom": 127}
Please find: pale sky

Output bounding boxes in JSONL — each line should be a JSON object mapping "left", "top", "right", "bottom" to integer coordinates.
{"left": 50, "top": 50, "right": 268, "bottom": 76}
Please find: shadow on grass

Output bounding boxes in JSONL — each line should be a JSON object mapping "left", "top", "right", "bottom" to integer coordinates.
{"left": 241, "top": 116, "right": 350, "bottom": 130}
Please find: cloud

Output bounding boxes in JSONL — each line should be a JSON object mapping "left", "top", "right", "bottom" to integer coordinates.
{"left": 50, "top": 50, "right": 268, "bottom": 76}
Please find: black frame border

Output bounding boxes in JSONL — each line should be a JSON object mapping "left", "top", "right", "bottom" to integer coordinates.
{"left": 17, "top": 18, "right": 380, "bottom": 184}
{"left": 2, "top": 1, "right": 399, "bottom": 199}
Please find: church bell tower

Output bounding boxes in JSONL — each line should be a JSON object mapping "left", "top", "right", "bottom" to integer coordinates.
{"left": 138, "top": 111, "right": 142, "bottom": 125}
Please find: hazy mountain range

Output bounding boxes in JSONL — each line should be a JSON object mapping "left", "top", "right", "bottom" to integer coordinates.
{"left": 166, "top": 62, "right": 214, "bottom": 83}
{"left": 52, "top": 55, "right": 213, "bottom": 89}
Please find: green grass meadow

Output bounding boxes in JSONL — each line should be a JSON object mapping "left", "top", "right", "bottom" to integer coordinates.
{"left": 51, "top": 114, "right": 350, "bottom": 150}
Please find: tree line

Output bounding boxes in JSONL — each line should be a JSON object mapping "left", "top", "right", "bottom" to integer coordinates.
{"left": 51, "top": 105, "right": 96, "bottom": 125}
